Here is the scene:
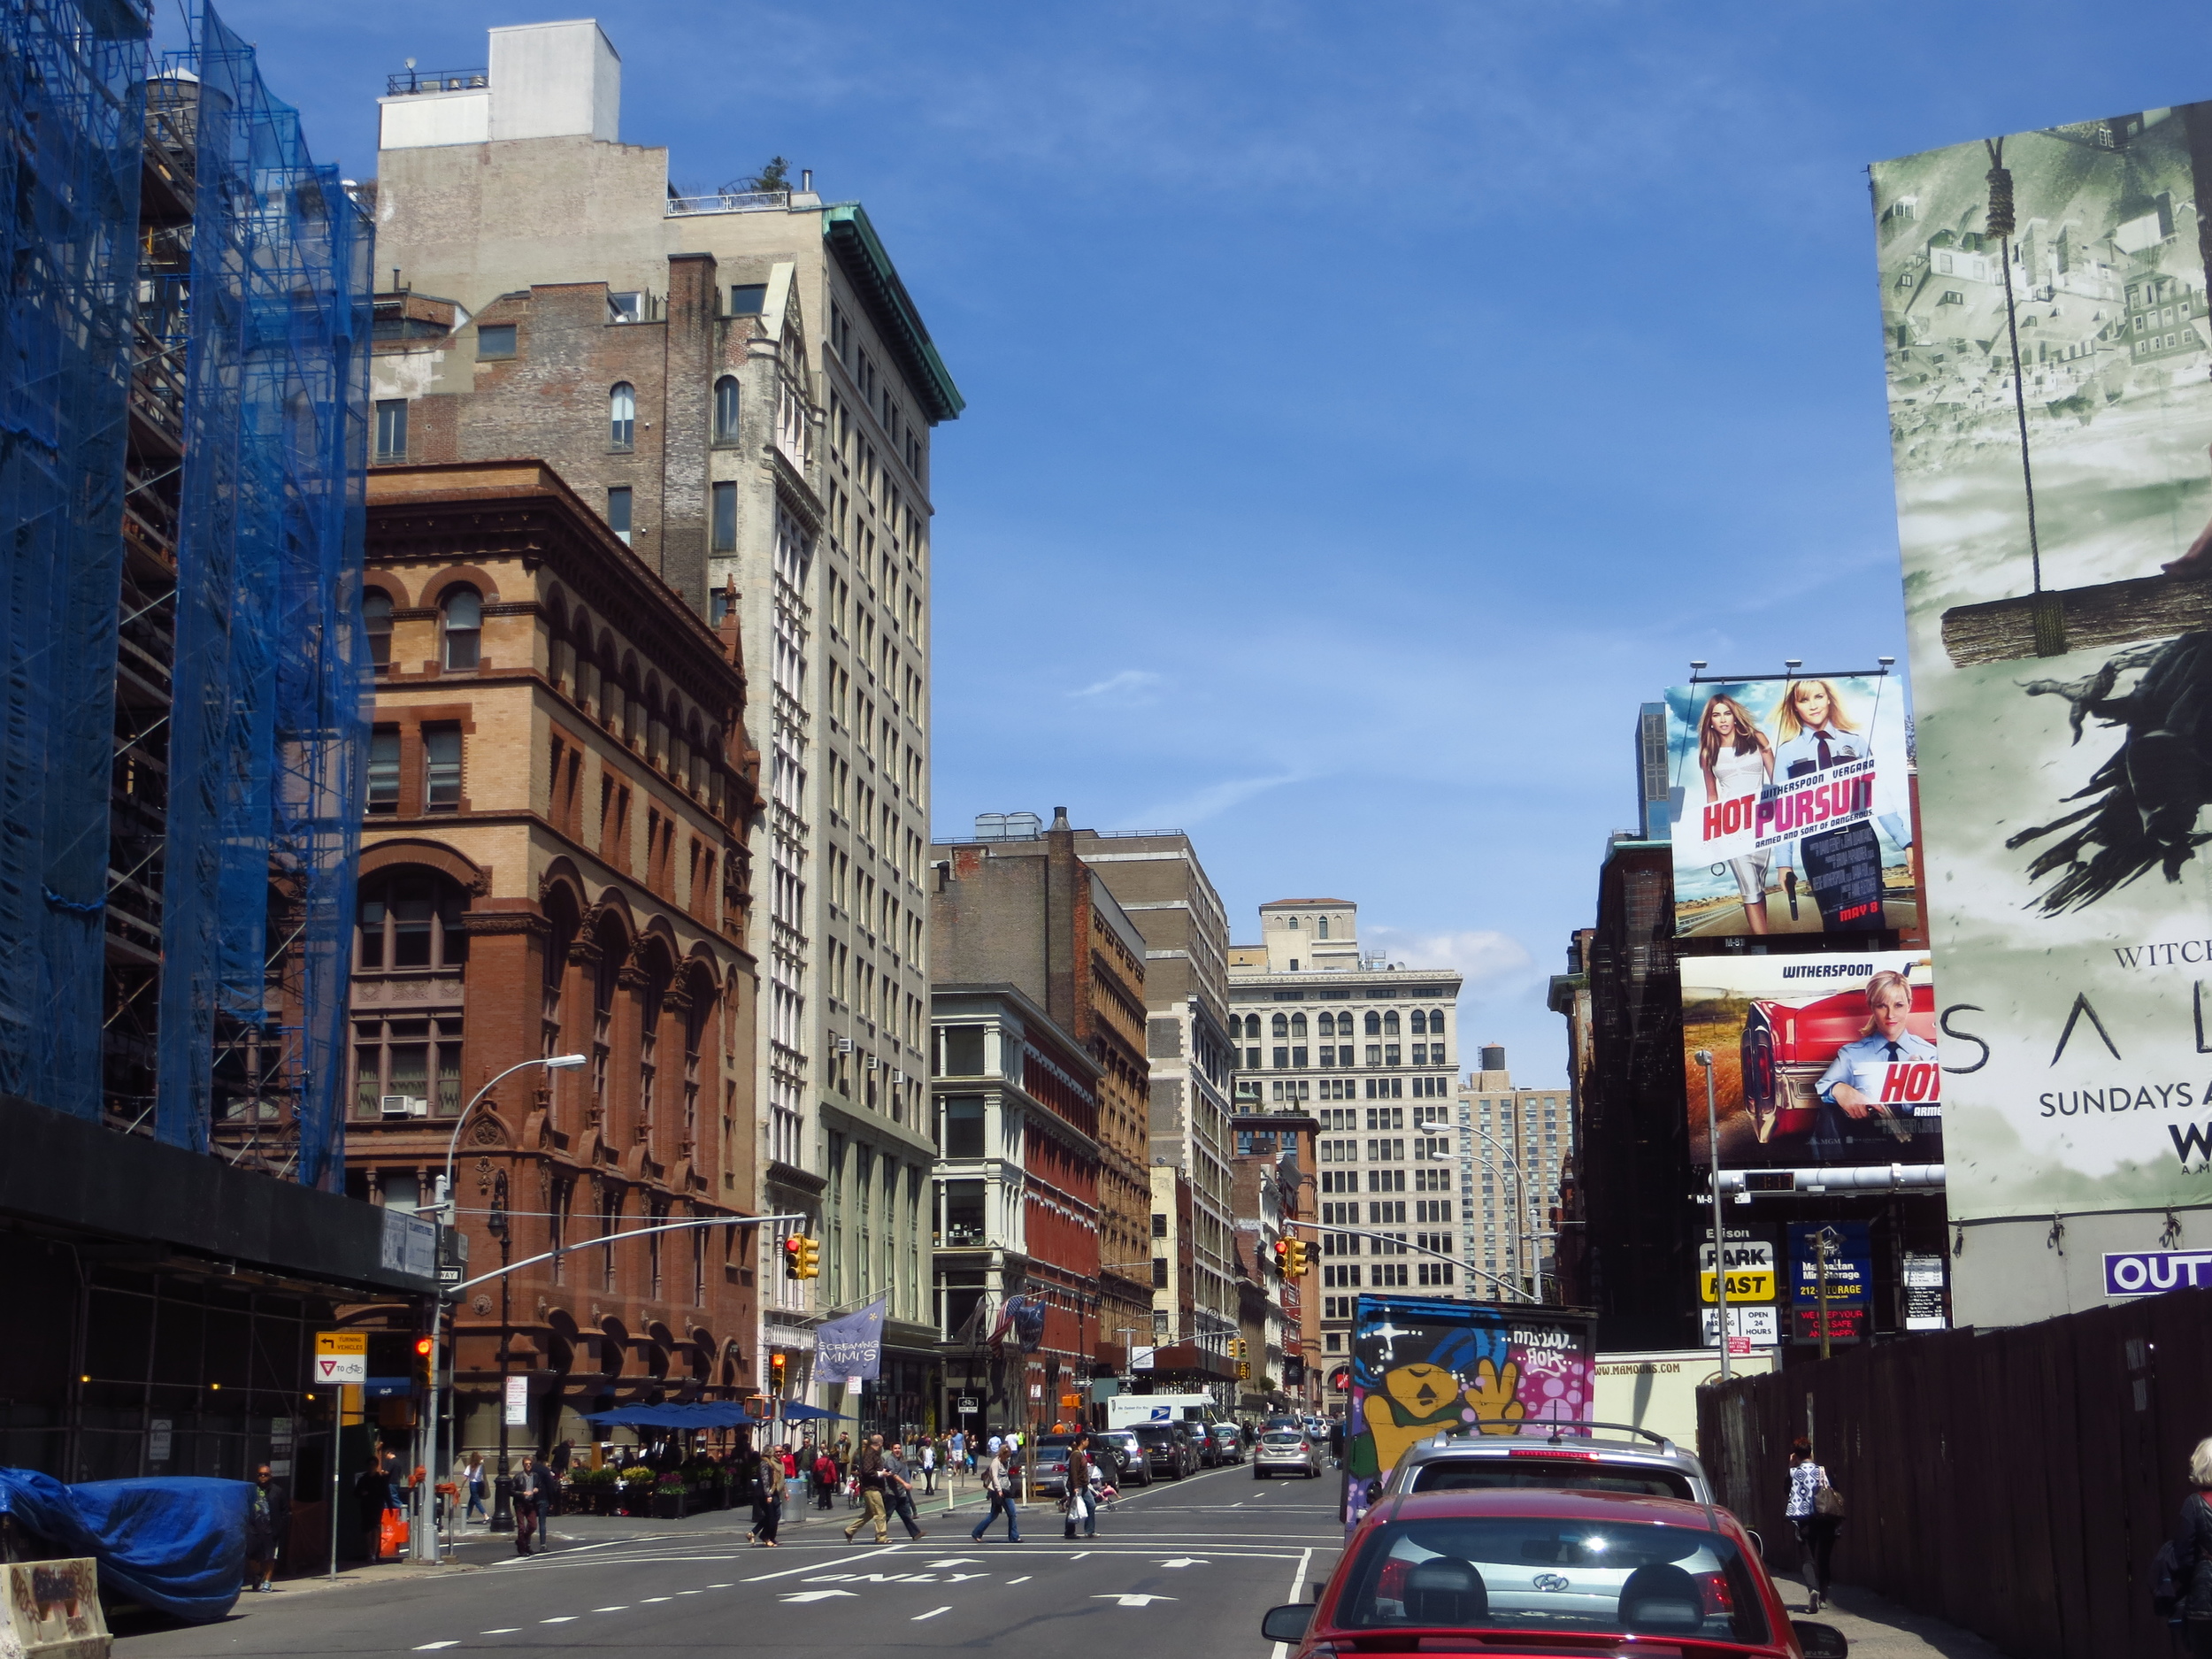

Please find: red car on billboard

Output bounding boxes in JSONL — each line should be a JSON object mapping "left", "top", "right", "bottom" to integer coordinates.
{"left": 1740, "top": 980, "right": 1938, "bottom": 1146}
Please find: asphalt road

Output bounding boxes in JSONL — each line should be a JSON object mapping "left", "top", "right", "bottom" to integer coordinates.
{"left": 115, "top": 1461, "right": 1347, "bottom": 1659}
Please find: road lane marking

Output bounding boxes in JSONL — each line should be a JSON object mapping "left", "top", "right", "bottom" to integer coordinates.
{"left": 912, "top": 1606, "right": 951, "bottom": 1621}
{"left": 541, "top": 1617, "right": 576, "bottom": 1623}
{"left": 594, "top": 1606, "right": 627, "bottom": 1611}
{"left": 781, "top": 1589, "right": 858, "bottom": 1602}
{"left": 743, "top": 1543, "right": 902, "bottom": 1582}
{"left": 641, "top": 1595, "right": 672, "bottom": 1601}
{"left": 1005, "top": 1576, "right": 1031, "bottom": 1584}
{"left": 480, "top": 1632, "right": 521, "bottom": 1636}
{"left": 1270, "top": 1546, "right": 1316, "bottom": 1659}
{"left": 1071, "top": 1551, "right": 1090, "bottom": 1560}
{"left": 1094, "top": 1594, "right": 1175, "bottom": 1607}
{"left": 414, "top": 1645, "right": 459, "bottom": 1651}
{"left": 1159, "top": 1557, "right": 1209, "bottom": 1567}
{"left": 926, "top": 1557, "right": 983, "bottom": 1566}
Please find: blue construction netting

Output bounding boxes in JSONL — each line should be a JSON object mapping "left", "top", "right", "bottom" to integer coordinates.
{"left": 153, "top": 0, "right": 368, "bottom": 1187}
{"left": 0, "top": 0, "right": 150, "bottom": 1119}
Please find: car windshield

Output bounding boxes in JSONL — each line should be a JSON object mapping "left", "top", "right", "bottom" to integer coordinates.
{"left": 1331, "top": 1515, "right": 1768, "bottom": 1645}
{"left": 1411, "top": 1460, "right": 1694, "bottom": 1502}
{"left": 1262, "top": 1432, "right": 1307, "bottom": 1446}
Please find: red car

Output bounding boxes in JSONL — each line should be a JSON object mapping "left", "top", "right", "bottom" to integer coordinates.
{"left": 1740, "top": 981, "right": 1937, "bottom": 1146}
{"left": 1259, "top": 1486, "right": 1847, "bottom": 1657}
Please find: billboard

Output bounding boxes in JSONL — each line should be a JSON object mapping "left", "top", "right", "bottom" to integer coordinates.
{"left": 1874, "top": 104, "right": 2212, "bottom": 1220}
{"left": 1682, "top": 952, "right": 1940, "bottom": 1168}
{"left": 1664, "top": 675, "right": 1916, "bottom": 939}
{"left": 1339, "top": 1294, "right": 1594, "bottom": 1530}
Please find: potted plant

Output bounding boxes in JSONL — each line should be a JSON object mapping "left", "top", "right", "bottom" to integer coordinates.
{"left": 618, "top": 1464, "right": 655, "bottom": 1517}
{"left": 651, "top": 1471, "right": 687, "bottom": 1519}
{"left": 582, "top": 1465, "right": 619, "bottom": 1515}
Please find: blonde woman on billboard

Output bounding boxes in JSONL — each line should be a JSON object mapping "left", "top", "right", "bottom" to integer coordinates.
{"left": 1697, "top": 693, "right": 1776, "bottom": 934}
{"left": 1810, "top": 969, "right": 1932, "bottom": 1159}
{"left": 1769, "top": 680, "right": 1912, "bottom": 920}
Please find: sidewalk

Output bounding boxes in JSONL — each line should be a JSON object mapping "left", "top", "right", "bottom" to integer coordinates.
{"left": 1780, "top": 1579, "right": 2012, "bottom": 1658}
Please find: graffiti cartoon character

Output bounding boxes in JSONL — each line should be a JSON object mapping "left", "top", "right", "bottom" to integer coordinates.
{"left": 1348, "top": 1361, "right": 1466, "bottom": 1475}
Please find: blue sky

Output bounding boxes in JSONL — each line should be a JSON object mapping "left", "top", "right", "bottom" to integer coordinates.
{"left": 209, "top": 0, "right": 2212, "bottom": 1085}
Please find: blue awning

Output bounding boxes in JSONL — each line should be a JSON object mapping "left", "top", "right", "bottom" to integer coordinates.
{"left": 583, "top": 1402, "right": 757, "bottom": 1430}
{"left": 777, "top": 1402, "right": 854, "bottom": 1422}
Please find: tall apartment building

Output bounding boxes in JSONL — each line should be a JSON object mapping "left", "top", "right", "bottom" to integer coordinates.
{"left": 1229, "top": 901, "right": 1463, "bottom": 1403}
{"left": 1459, "top": 1048, "right": 1574, "bottom": 1303}
{"left": 368, "top": 19, "right": 962, "bottom": 1409}
{"left": 1065, "top": 828, "right": 1239, "bottom": 1387}
{"left": 928, "top": 812, "right": 1153, "bottom": 1395}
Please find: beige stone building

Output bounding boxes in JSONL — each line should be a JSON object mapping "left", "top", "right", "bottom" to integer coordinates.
{"left": 366, "top": 19, "right": 963, "bottom": 1423}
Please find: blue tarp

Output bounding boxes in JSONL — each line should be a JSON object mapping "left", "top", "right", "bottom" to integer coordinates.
{"left": 0, "top": 1469, "right": 250, "bottom": 1622}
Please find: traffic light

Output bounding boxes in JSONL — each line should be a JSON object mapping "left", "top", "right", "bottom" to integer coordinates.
{"left": 782, "top": 1236, "right": 803, "bottom": 1279}
{"left": 1232, "top": 1337, "right": 1247, "bottom": 1360}
{"left": 1273, "top": 1236, "right": 1310, "bottom": 1278}
{"left": 783, "top": 1235, "right": 820, "bottom": 1279}
{"left": 770, "top": 1352, "right": 788, "bottom": 1388}
{"left": 412, "top": 1334, "right": 434, "bottom": 1390}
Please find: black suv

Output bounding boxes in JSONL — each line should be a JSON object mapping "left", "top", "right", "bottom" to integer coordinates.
{"left": 1129, "top": 1422, "right": 1195, "bottom": 1479}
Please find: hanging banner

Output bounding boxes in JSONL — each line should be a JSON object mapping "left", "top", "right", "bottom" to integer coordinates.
{"left": 1873, "top": 104, "right": 2212, "bottom": 1225}
{"left": 1682, "top": 952, "right": 1941, "bottom": 1168}
{"left": 1664, "top": 675, "right": 1916, "bottom": 939}
{"left": 816, "top": 1296, "right": 887, "bottom": 1384}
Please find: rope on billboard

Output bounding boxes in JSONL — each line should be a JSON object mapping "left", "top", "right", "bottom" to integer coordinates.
{"left": 1985, "top": 137, "right": 2065, "bottom": 656}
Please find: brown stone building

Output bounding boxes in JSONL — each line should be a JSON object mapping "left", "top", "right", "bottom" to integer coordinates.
{"left": 929, "top": 811, "right": 1153, "bottom": 1391}
{"left": 345, "top": 460, "right": 763, "bottom": 1455}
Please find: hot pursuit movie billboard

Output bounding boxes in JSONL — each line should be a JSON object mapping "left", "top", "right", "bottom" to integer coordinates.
{"left": 1663, "top": 674, "right": 1916, "bottom": 940}
{"left": 1874, "top": 104, "right": 2212, "bottom": 1219}
{"left": 1340, "top": 1294, "right": 1594, "bottom": 1532}
{"left": 1682, "top": 952, "right": 1942, "bottom": 1170}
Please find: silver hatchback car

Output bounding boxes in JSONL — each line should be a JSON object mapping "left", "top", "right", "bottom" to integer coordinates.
{"left": 1378, "top": 1421, "right": 1714, "bottom": 1505}
{"left": 1253, "top": 1425, "right": 1325, "bottom": 1479}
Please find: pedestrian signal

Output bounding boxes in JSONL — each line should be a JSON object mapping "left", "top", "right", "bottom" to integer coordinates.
{"left": 1236, "top": 1360, "right": 1251, "bottom": 1380}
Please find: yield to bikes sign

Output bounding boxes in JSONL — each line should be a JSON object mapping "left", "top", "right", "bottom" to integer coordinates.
{"left": 314, "top": 1331, "right": 367, "bottom": 1385}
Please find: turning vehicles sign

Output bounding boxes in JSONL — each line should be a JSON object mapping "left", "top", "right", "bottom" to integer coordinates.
{"left": 313, "top": 1331, "right": 366, "bottom": 1385}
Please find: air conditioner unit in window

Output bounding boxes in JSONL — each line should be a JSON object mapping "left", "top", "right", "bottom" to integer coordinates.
{"left": 893, "top": 1070, "right": 905, "bottom": 1084}
{"left": 835, "top": 1037, "right": 855, "bottom": 1054}
{"left": 865, "top": 1055, "right": 879, "bottom": 1071}
{"left": 380, "top": 1095, "right": 429, "bottom": 1118}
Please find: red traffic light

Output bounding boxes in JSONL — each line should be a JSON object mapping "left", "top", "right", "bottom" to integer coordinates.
{"left": 414, "top": 1337, "right": 434, "bottom": 1357}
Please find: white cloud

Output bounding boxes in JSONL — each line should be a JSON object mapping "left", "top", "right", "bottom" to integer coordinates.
{"left": 1362, "top": 925, "right": 1536, "bottom": 995}
{"left": 1068, "top": 668, "right": 1163, "bottom": 703}
{"left": 1133, "top": 771, "right": 1302, "bottom": 828}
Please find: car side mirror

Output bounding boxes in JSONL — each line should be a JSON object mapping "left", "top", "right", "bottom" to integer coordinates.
{"left": 1261, "top": 1604, "right": 1314, "bottom": 1643}
{"left": 1792, "top": 1620, "right": 1847, "bottom": 1658}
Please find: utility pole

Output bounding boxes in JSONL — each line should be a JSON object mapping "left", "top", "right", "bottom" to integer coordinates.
{"left": 1694, "top": 1050, "right": 1732, "bottom": 1383}
{"left": 1816, "top": 1225, "right": 1837, "bottom": 1362}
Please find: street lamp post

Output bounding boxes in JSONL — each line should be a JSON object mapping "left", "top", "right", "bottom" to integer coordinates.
{"left": 1694, "top": 1050, "right": 1732, "bottom": 1383}
{"left": 415, "top": 1052, "right": 588, "bottom": 1563}
{"left": 1466, "top": 1121, "right": 1540, "bottom": 1302}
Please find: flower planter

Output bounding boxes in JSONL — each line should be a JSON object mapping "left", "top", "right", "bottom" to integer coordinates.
{"left": 651, "top": 1492, "right": 687, "bottom": 1519}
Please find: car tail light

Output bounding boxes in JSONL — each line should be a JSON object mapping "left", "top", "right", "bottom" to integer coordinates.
{"left": 1504, "top": 1448, "right": 1600, "bottom": 1461}
{"left": 1376, "top": 1557, "right": 1409, "bottom": 1604}
{"left": 1695, "top": 1569, "right": 1734, "bottom": 1616}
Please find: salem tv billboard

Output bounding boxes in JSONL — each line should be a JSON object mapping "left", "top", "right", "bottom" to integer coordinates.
{"left": 1682, "top": 953, "right": 1941, "bottom": 1169}
{"left": 1664, "top": 675, "right": 1916, "bottom": 939}
{"left": 1874, "top": 104, "right": 2212, "bottom": 1220}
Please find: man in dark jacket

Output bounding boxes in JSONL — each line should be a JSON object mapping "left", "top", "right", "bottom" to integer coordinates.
{"left": 245, "top": 1465, "right": 291, "bottom": 1590}
{"left": 352, "top": 1455, "right": 392, "bottom": 1561}
{"left": 513, "top": 1454, "right": 553, "bottom": 1555}
{"left": 843, "top": 1434, "right": 891, "bottom": 1544}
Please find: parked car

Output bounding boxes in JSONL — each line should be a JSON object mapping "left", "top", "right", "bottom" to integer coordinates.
{"left": 1379, "top": 1421, "right": 1715, "bottom": 1505}
{"left": 1202, "top": 1422, "right": 1244, "bottom": 1464}
{"left": 1094, "top": 1429, "right": 1153, "bottom": 1486}
{"left": 1256, "top": 1487, "right": 1848, "bottom": 1656}
{"left": 1129, "top": 1422, "right": 1195, "bottom": 1479}
{"left": 1253, "top": 1427, "right": 1323, "bottom": 1479}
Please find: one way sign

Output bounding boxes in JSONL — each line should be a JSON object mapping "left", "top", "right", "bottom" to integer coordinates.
{"left": 314, "top": 1331, "right": 367, "bottom": 1385}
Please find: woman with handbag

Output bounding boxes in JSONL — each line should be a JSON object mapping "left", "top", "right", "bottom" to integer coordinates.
{"left": 1785, "top": 1437, "right": 1843, "bottom": 1614}
{"left": 2173, "top": 1438, "right": 2212, "bottom": 1654}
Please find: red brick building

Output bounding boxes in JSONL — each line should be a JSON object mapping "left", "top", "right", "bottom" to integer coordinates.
{"left": 345, "top": 460, "right": 763, "bottom": 1458}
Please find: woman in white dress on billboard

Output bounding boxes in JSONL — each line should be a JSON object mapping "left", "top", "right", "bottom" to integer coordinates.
{"left": 1697, "top": 693, "right": 1776, "bottom": 934}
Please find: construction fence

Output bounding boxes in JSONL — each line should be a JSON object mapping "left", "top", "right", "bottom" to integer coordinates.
{"left": 1698, "top": 1284, "right": 2212, "bottom": 1659}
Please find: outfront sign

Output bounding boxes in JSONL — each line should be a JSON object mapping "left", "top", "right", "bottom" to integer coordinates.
{"left": 2105, "top": 1249, "right": 2212, "bottom": 1298}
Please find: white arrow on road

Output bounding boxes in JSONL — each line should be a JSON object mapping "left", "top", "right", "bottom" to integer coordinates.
{"left": 1094, "top": 1594, "right": 1178, "bottom": 1608}
{"left": 1157, "top": 1558, "right": 1210, "bottom": 1569}
{"left": 781, "top": 1590, "right": 859, "bottom": 1603}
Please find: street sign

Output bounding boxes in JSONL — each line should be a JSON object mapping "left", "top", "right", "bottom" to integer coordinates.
{"left": 503, "top": 1374, "right": 529, "bottom": 1427}
{"left": 148, "top": 1418, "right": 172, "bottom": 1463}
{"left": 1726, "top": 1336, "right": 1753, "bottom": 1356}
{"left": 313, "top": 1331, "right": 367, "bottom": 1385}
{"left": 956, "top": 1397, "right": 979, "bottom": 1415}
{"left": 1697, "top": 1237, "right": 1777, "bottom": 1304}
{"left": 1700, "top": 1269, "right": 1778, "bottom": 1303}
{"left": 1130, "top": 1345, "right": 1156, "bottom": 1371}
{"left": 1903, "top": 1251, "right": 1948, "bottom": 1330}
{"left": 1699, "top": 1304, "right": 1779, "bottom": 1348}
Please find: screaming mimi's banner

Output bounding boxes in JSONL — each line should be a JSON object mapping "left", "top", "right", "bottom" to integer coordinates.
{"left": 1873, "top": 103, "right": 2212, "bottom": 1219}
{"left": 1664, "top": 675, "right": 1915, "bottom": 940}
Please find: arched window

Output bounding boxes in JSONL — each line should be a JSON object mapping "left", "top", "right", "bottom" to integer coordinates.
{"left": 1290, "top": 1012, "right": 1308, "bottom": 1039}
{"left": 356, "top": 872, "right": 471, "bottom": 972}
{"left": 442, "top": 586, "right": 481, "bottom": 671}
{"left": 1271, "top": 1013, "right": 1289, "bottom": 1040}
{"left": 1429, "top": 1009, "right": 1446, "bottom": 1032}
{"left": 610, "top": 382, "right": 636, "bottom": 449}
{"left": 1364, "top": 1011, "right": 1381, "bottom": 1036}
{"left": 351, "top": 872, "right": 469, "bottom": 1118}
{"left": 1317, "top": 1012, "right": 1335, "bottom": 1039}
{"left": 713, "top": 376, "right": 740, "bottom": 443}
{"left": 1317, "top": 917, "right": 1329, "bottom": 940}
{"left": 1384, "top": 1010, "right": 1401, "bottom": 1036}
{"left": 1409, "top": 1010, "right": 1428, "bottom": 1036}
{"left": 363, "top": 588, "right": 393, "bottom": 669}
